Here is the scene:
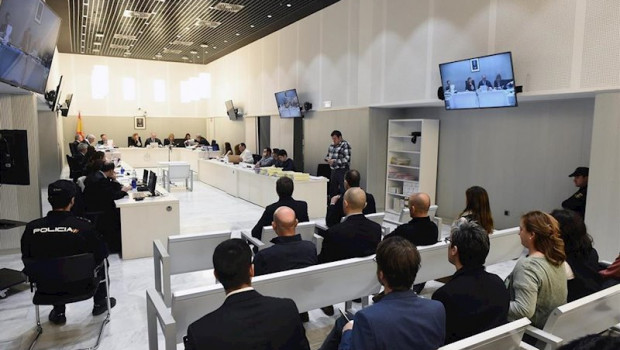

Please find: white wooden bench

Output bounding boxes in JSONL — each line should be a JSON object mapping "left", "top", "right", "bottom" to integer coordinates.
{"left": 241, "top": 221, "right": 323, "bottom": 253}
{"left": 146, "top": 255, "right": 380, "bottom": 350}
{"left": 153, "top": 230, "right": 231, "bottom": 307}
{"left": 315, "top": 212, "right": 391, "bottom": 236}
{"left": 438, "top": 318, "right": 537, "bottom": 350}
{"left": 415, "top": 226, "right": 523, "bottom": 283}
{"left": 524, "top": 284, "right": 620, "bottom": 350}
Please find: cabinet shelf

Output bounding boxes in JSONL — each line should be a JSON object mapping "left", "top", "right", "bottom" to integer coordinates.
{"left": 387, "top": 177, "right": 418, "bottom": 183}
{"left": 387, "top": 193, "right": 408, "bottom": 198}
{"left": 388, "top": 164, "right": 420, "bottom": 170}
{"left": 388, "top": 150, "right": 421, "bottom": 154}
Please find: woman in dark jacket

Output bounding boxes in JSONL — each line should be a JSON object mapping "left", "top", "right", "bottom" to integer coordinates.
{"left": 551, "top": 209, "right": 602, "bottom": 302}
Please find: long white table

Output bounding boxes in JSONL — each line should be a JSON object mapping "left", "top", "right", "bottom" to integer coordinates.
{"left": 198, "top": 159, "right": 329, "bottom": 218}
{"left": 111, "top": 147, "right": 218, "bottom": 171}
{"left": 114, "top": 164, "right": 180, "bottom": 259}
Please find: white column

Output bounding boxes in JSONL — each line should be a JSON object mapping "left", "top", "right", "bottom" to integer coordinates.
{"left": 585, "top": 92, "right": 620, "bottom": 261}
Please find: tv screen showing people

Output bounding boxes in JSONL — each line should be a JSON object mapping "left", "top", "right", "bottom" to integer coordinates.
{"left": 0, "top": 0, "right": 61, "bottom": 94}
{"left": 275, "top": 89, "right": 302, "bottom": 118}
{"left": 439, "top": 52, "right": 517, "bottom": 110}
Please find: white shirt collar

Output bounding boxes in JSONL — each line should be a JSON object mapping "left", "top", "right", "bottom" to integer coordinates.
{"left": 225, "top": 286, "right": 254, "bottom": 299}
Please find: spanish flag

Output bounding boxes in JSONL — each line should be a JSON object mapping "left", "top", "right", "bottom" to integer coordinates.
{"left": 76, "top": 112, "right": 84, "bottom": 138}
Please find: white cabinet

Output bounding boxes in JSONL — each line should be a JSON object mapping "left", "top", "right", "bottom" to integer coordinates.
{"left": 385, "top": 119, "right": 439, "bottom": 213}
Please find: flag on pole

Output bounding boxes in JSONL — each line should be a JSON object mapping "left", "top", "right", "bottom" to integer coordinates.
{"left": 76, "top": 111, "right": 84, "bottom": 138}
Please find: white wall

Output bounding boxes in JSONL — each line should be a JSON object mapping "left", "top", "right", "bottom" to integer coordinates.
{"left": 586, "top": 93, "right": 620, "bottom": 261}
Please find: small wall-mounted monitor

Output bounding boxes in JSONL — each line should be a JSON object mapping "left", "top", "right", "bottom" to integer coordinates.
{"left": 439, "top": 52, "right": 517, "bottom": 110}
{"left": 0, "top": 129, "right": 30, "bottom": 185}
{"left": 225, "top": 100, "right": 238, "bottom": 120}
{"left": 275, "top": 89, "right": 302, "bottom": 118}
{"left": 60, "top": 93, "right": 73, "bottom": 117}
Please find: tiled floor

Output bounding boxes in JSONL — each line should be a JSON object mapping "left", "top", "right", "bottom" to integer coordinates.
{"left": 0, "top": 174, "right": 517, "bottom": 350}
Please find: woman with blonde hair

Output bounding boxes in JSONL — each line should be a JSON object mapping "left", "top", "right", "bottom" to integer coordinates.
{"left": 506, "top": 211, "right": 567, "bottom": 328}
{"left": 456, "top": 186, "right": 494, "bottom": 234}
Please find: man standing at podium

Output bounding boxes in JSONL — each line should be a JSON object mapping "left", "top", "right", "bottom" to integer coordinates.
{"left": 325, "top": 130, "right": 351, "bottom": 197}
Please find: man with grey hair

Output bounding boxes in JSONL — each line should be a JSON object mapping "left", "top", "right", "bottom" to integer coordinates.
{"left": 432, "top": 221, "right": 509, "bottom": 344}
{"left": 85, "top": 134, "right": 96, "bottom": 145}
{"left": 74, "top": 142, "right": 89, "bottom": 168}
{"left": 385, "top": 192, "right": 437, "bottom": 246}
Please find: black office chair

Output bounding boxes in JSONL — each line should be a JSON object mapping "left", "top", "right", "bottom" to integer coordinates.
{"left": 23, "top": 253, "right": 111, "bottom": 350}
{"left": 252, "top": 154, "right": 261, "bottom": 164}
{"left": 66, "top": 155, "right": 83, "bottom": 182}
{"left": 317, "top": 163, "right": 332, "bottom": 198}
{"left": 68, "top": 142, "right": 78, "bottom": 156}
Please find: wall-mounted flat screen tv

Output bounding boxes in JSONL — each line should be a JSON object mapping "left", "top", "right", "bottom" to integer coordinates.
{"left": 0, "top": 0, "right": 61, "bottom": 94}
{"left": 225, "top": 100, "right": 238, "bottom": 120}
{"left": 275, "top": 89, "right": 302, "bottom": 118}
{"left": 439, "top": 52, "right": 517, "bottom": 110}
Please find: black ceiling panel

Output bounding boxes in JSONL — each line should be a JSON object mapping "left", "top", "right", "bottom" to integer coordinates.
{"left": 47, "top": 0, "right": 340, "bottom": 64}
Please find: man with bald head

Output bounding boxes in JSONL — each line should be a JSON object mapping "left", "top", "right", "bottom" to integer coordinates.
{"left": 318, "top": 188, "right": 382, "bottom": 263}
{"left": 253, "top": 206, "right": 318, "bottom": 322}
{"left": 325, "top": 169, "right": 376, "bottom": 228}
{"left": 253, "top": 206, "right": 318, "bottom": 277}
{"left": 385, "top": 192, "right": 438, "bottom": 246}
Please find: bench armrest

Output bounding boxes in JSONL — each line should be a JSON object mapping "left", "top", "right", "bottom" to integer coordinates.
{"left": 313, "top": 234, "right": 324, "bottom": 255}
{"left": 146, "top": 288, "right": 177, "bottom": 350}
{"left": 153, "top": 240, "right": 172, "bottom": 307}
{"left": 383, "top": 218, "right": 401, "bottom": 226}
{"left": 524, "top": 326, "right": 563, "bottom": 350}
{"left": 314, "top": 222, "right": 328, "bottom": 232}
{"left": 241, "top": 230, "right": 264, "bottom": 250}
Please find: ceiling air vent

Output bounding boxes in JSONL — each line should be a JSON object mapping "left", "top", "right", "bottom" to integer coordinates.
{"left": 113, "top": 34, "right": 138, "bottom": 40}
{"left": 123, "top": 10, "right": 154, "bottom": 20}
{"left": 212, "top": 2, "right": 244, "bottom": 13}
{"left": 171, "top": 40, "right": 194, "bottom": 46}
{"left": 163, "top": 48, "right": 182, "bottom": 54}
{"left": 194, "top": 19, "right": 221, "bottom": 28}
{"left": 110, "top": 44, "right": 131, "bottom": 50}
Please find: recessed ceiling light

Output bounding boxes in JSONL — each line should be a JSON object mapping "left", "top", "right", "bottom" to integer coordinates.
{"left": 145, "top": 22, "right": 150, "bottom": 25}
{"left": 83, "top": 14, "right": 88, "bottom": 18}
{"left": 287, "top": 3, "right": 291, "bottom": 7}
{"left": 250, "top": 25, "right": 254, "bottom": 28}
{"left": 223, "top": 40, "right": 228, "bottom": 43}
{"left": 204, "top": 51, "right": 208, "bottom": 53}
{"left": 197, "top": 56, "right": 200, "bottom": 58}
{"left": 267, "top": 15, "right": 272, "bottom": 18}
{"left": 176, "top": 34, "right": 181, "bottom": 38}
{"left": 138, "top": 31, "right": 143, "bottom": 34}
{"left": 190, "top": 50, "right": 198, "bottom": 54}
{"left": 185, "top": 27, "right": 190, "bottom": 30}
{"left": 235, "top": 33, "right": 240, "bottom": 36}
{"left": 182, "top": 56, "right": 189, "bottom": 60}
{"left": 200, "top": 43, "right": 209, "bottom": 48}
{"left": 93, "top": 42, "right": 102, "bottom": 46}
{"left": 212, "top": 46, "right": 217, "bottom": 49}
{"left": 95, "top": 32, "right": 104, "bottom": 37}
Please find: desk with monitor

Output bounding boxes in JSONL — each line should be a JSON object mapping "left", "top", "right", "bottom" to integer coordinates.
{"left": 114, "top": 163, "right": 180, "bottom": 259}
{"left": 198, "top": 159, "right": 329, "bottom": 218}
{"left": 110, "top": 147, "right": 218, "bottom": 171}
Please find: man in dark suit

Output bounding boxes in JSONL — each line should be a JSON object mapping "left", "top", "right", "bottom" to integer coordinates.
{"left": 432, "top": 221, "right": 509, "bottom": 344}
{"left": 97, "top": 134, "right": 108, "bottom": 145}
{"left": 318, "top": 188, "right": 381, "bottom": 263}
{"left": 320, "top": 236, "right": 445, "bottom": 350}
{"left": 253, "top": 206, "right": 317, "bottom": 322}
{"left": 144, "top": 132, "right": 163, "bottom": 147}
{"left": 478, "top": 75, "right": 493, "bottom": 89}
{"left": 325, "top": 169, "right": 376, "bottom": 228}
{"left": 251, "top": 176, "right": 309, "bottom": 240}
{"left": 184, "top": 239, "right": 310, "bottom": 350}
{"left": 83, "top": 162, "right": 131, "bottom": 252}
{"left": 74, "top": 142, "right": 89, "bottom": 171}
{"left": 385, "top": 192, "right": 437, "bottom": 246}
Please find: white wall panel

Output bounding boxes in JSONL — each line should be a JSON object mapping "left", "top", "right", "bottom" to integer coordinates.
{"left": 259, "top": 33, "right": 280, "bottom": 115}
{"left": 495, "top": 0, "right": 576, "bottom": 92}
{"left": 382, "top": 0, "right": 430, "bottom": 102}
{"left": 368, "top": 0, "right": 387, "bottom": 105}
{"left": 320, "top": 0, "right": 354, "bottom": 107}
{"left": 580, "top": 0, "right": 620, "bottom": 89}
{"left": 297, "top": 12, "right": 322, "bottom": 112}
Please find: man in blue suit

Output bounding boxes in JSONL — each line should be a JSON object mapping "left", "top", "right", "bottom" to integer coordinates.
{"left": 319, "top": 236, "right": 446, "bottom": 350}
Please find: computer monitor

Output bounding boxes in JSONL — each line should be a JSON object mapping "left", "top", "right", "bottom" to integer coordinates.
{"left": 148, "top": 171, "right": 157, "bottom": 196}
{"left": 142, "top": 169, "right": 149, "bottom": 184}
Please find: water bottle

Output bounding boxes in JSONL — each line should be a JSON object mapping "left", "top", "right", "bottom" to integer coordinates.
{"left": 131, "top": 178, "right": 137, "bottom": 189}
{"left": 120, "top": 167, "right": 125, "bottom": 175}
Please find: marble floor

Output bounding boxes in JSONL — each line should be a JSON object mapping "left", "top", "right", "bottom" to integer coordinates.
{"left": 0, "top": 174, "right": 517, "bottom": 350}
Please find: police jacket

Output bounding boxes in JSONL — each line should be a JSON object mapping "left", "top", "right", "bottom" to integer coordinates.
{"left": 21, "top": 211, "right": 108, "bottom": 264}
{"left": 561, "top": 186, "right": 587, "bottom": 218}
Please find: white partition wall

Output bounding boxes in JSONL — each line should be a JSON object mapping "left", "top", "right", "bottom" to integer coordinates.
{"left": 586, "top": 93, "right": 620, "bottom": 261}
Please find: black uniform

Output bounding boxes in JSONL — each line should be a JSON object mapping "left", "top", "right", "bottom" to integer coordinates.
{"left": 562, "top": 186, "right": 587, "bottom": 218}
{"left": 21, "top": 211, "right": 109, "bottom": 311}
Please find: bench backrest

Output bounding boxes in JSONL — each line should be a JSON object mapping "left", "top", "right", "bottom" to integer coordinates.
{"left": 438, "top": 318, "right": 531, "bottom": 350}
{"left": 259, "top": 221, "right": 316, "bottom": 250}
{"left": 542, "top": 284, "right": 620, "bottom": 343}
{"left": 398, "top": 205, "right": 438, "bottom": 223}
{"left": 168, "top": 231, "right": 231, "bottom": 274}
{"left": 168, "top": 162, "right": 191, "bottom": 180}
{"left": 415, "top": 226, "right": 522, "bottom": 283}
{"left": 171, "top": 255, "right": 379, "bottom": 343}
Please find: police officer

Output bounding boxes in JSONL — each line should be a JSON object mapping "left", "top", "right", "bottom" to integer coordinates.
{"left": 21, "top": 180, "right": 117, "bottom": 325}
{"left": 562, "top": 167, "right": 589, "bottom": 218}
